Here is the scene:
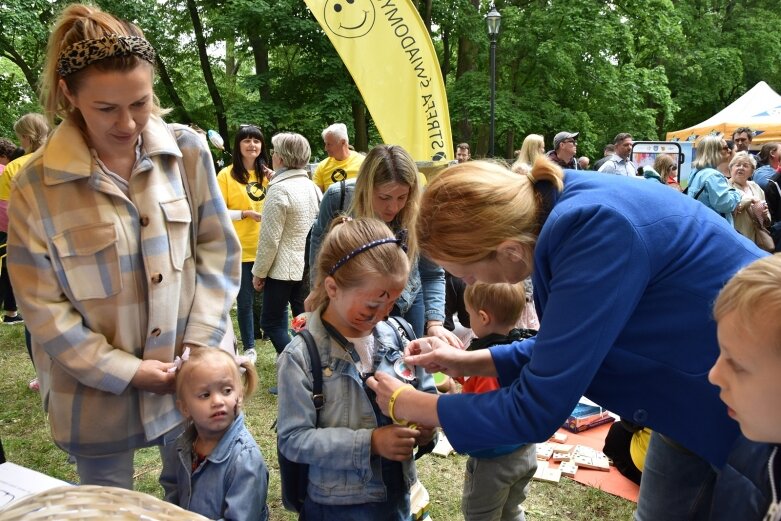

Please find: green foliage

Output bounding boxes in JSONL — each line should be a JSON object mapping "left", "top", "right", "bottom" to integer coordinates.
{"left": 1, "top": 0, "right": 780, "bottom": 160}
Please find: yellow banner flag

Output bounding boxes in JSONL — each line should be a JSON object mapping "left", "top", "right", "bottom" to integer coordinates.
{"left": 304, "top": 0, "right": 453, "bottom": 161}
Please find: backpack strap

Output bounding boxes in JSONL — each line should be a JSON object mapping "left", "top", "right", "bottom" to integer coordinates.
{"left": 338, "top": 178, "right": 346, "bottom": 212}
{"left": 386, "top": 316, "right": 416, "bottom": 345}
{"left": 298, "top": 330, "right": 324, "bottom": 419}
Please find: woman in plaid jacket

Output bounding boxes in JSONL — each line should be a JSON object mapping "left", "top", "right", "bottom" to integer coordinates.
{"left": 6, "top": 4, "right": 240, "bottom": 488}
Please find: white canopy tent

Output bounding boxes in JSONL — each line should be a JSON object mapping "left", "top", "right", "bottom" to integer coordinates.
{"left": 666, "top": 81, "right": 781, "bottom": 146}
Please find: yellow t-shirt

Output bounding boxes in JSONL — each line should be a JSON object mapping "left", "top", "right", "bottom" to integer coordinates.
{"left": 629, "top": 427, "right": 652, "bottom": 472}
{"left": 0, "top": 154, "right": 33, "bottom": 202}
{"left": 312, "top": 150, "right": 364, "bottom": 192}
{"left": 217, "top": 165, "right": 268, "bottom": 262}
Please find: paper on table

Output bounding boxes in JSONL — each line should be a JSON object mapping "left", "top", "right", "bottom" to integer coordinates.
{"left": 0, "top": 462, "right": 71, "bottom": 508}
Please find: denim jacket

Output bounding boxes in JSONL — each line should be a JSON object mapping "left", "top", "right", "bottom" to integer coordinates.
{"left": 308, "top": 179, "right": 445, "bottom": 322}
{"left": 163, "top": 413, "right": 269, "bottom": 521}
{"left": 688, "top": 167, "right": 741, "bottom": 225}
{"left": 276, "top": 307, "right": 437, "bottom": 506}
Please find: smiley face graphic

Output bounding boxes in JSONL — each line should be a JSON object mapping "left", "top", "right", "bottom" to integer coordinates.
{"left": 324, "top": 0, "right": 376, "bottom": 39}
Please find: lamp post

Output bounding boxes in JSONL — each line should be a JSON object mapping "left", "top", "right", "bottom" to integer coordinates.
{"left": 486, "top": 5, "right": 501, "bottom": 157}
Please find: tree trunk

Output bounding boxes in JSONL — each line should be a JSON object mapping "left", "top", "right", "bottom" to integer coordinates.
{"left": 454, "top": 0, "right": 481, "bottom": 147}
{"left": 505, "top": 130, "right": 515, "bottom": 161}
{"left": 421, "top": 0, "right": 433, "bottom": 32}
{"left": 186, "top": 0, "right": 227, "bottom": 140}
{"left": 156, "top": 55, "right": 193, "bottom": 125}
{"left": 352, "top": 99, "right": 368, "bottom": 152}
{"left": 0, "top": 37, "right": 38, "bottom": 94}
{"left": 442, "top": 28, "right": 451, "bottom": 81}
{"left": 225, "top": 36, "right": 236, "bottom": 85}
{"left": 248, "top": 32, "right": 271, "bottom": 101}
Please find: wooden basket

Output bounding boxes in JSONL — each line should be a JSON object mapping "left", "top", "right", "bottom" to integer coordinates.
{"left": 0, "top": 485, "right": 210, "bottom": 521}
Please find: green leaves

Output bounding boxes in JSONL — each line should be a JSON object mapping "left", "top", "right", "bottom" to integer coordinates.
{"left": 1, "top": 0, "right": 780, "bottom": 161}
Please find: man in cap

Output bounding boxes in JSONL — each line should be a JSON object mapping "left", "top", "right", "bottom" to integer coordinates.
{"left": 546, "top": 131, "right": 579, "bottom": 169}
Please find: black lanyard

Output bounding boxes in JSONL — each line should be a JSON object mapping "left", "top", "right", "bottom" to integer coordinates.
{"left": 320, "top": 318, "right": 384, "bottom": 379}
{"left": 320, "top": 317, "right": 389, "bottom": 426}
{"left": 320, "top": 318, "right": 361, "bottom": 363}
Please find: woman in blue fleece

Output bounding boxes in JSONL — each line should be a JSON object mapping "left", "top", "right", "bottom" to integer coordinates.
{"left": 367, "top": 158, "right": 766, "bottom": 520}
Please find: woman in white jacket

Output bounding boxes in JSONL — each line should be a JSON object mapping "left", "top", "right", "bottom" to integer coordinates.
{"left": 252, "top": 133, "right": 322, "bottom": 354}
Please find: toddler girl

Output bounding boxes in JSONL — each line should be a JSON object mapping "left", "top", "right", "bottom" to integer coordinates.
{"left": 277, "top": 217, "right": 438, "bottom": 520}
{"left": 163, "top": 346, "right": 269, "bottom": 521}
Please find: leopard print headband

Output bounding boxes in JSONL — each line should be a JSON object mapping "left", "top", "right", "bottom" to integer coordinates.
{"left": 57, "top": 34, "right": 156, "bottom": 77}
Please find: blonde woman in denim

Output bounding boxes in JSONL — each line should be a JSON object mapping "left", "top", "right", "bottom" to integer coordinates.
{"left": 306, "top": 145, "right": 460, "bottom": 347}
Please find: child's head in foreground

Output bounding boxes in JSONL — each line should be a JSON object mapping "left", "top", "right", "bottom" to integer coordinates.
{"left": 710, "top": 254, "right": 781, "bottom": 444}
{"left": 175, "top": 346, "right": 258, "bottom": 438}
{"left": 463, "top": 281, "right": 526, "bottom": 338}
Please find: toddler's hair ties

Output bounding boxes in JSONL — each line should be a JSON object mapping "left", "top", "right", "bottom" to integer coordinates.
{"left": 168, "top": 346, "right": 191, "bottom": 373}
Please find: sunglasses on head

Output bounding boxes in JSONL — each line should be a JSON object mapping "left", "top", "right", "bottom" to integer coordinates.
{"left": 239, "top": 124, "right": 262, "bottom": 133}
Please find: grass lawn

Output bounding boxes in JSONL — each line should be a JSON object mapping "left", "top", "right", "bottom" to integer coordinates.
{"left": 0, "top": 321, "right": 635, "bottom": 520}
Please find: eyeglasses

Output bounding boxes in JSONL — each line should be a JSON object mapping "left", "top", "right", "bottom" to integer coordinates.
{"left": 563, "top": 139, "right": 577, "bottom": 145}
{"left": 670, "top": 166, "right": 678, "bottom": 171}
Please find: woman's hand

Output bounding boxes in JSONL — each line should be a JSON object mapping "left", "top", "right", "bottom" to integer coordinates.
{"left": 262, "top": 166, "right": 274, "bottom": 181}
{"left": 370, "top": 424, "right": 419, "bottom": 461}
{"left": 426, "top": 324, "right": 464, "bottom": 349}
{"left": 404, "top": 336, "right": 471, "bottom": 377}
{"left": 253, "top": 276, "right": 265, "bottom": 291}
{"left": 750, "top": 201, "right": 769, "bottom": 223}
{"left": 242, "top": 210, "right": 262, "bottom": 222}
{"left": 365, "top": 372, "right": 407, "bottom": 416}
{"left": 131, "top": 359, "right": 176, "bottom": 394}
{"left": 366, "top": 372, "right": 443, "bottom": 428}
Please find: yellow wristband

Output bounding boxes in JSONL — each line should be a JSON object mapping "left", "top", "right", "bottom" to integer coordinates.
{"left": 388, "top": 384, "right": 414, "bottom": 425}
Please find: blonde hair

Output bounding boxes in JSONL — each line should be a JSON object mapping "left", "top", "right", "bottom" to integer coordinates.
{"left": 418, "top": 157, "right": 564, "bottom": 263}
{"left": 714, "top": 255, "right": 781, "bottom": 354}
{"left": 349, "top": 144, "right": 420, "bottom": 261}
{"left": 515, "top": 134, "right": 545, "bottom": 167}
{"left": 653, "top": 154, "right": 676, "bottom": 183}
{"left": 693, "top": 135, "right": 725, "bottom": 170}
{"left": 175, "top": 346, "right": 258, "bottom": 401}
{"left": 13, "top": 113, "right": 50, "bottom": 153}
{"left": 40, "top": 3, "right": 161, "bottom": 125}
{"left": 464, "top": 282, "right": 526, "bottom": 327}
{"left": 310, "top": 217, "right": 410, "bottom": 310}
{"left": 271, "top": 132, "right": 311, "bottom": 168}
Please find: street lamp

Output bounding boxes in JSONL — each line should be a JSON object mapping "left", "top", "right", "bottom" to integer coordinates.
{"left": 486, "top": 5, "right": 501, "bottom": 157}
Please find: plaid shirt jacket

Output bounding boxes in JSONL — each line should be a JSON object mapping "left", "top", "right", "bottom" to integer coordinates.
{"left": 7, "top": 116, "right": 240, "bottom": 456}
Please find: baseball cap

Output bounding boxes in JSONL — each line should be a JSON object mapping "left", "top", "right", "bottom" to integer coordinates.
{"left": 554, "top": 131, "right": 579, "bottom": 149}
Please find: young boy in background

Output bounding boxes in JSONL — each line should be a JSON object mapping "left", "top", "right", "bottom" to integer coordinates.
{"left": 459, "top": 282, "right": 537, "bottom": 521}
{"left": 710, "top": 254, "right": 781, "bottom": 521}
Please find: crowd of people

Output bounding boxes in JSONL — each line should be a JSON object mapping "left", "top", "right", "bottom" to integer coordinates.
{"left": 2, "top": 3, "right": 781, "bottom": 521}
